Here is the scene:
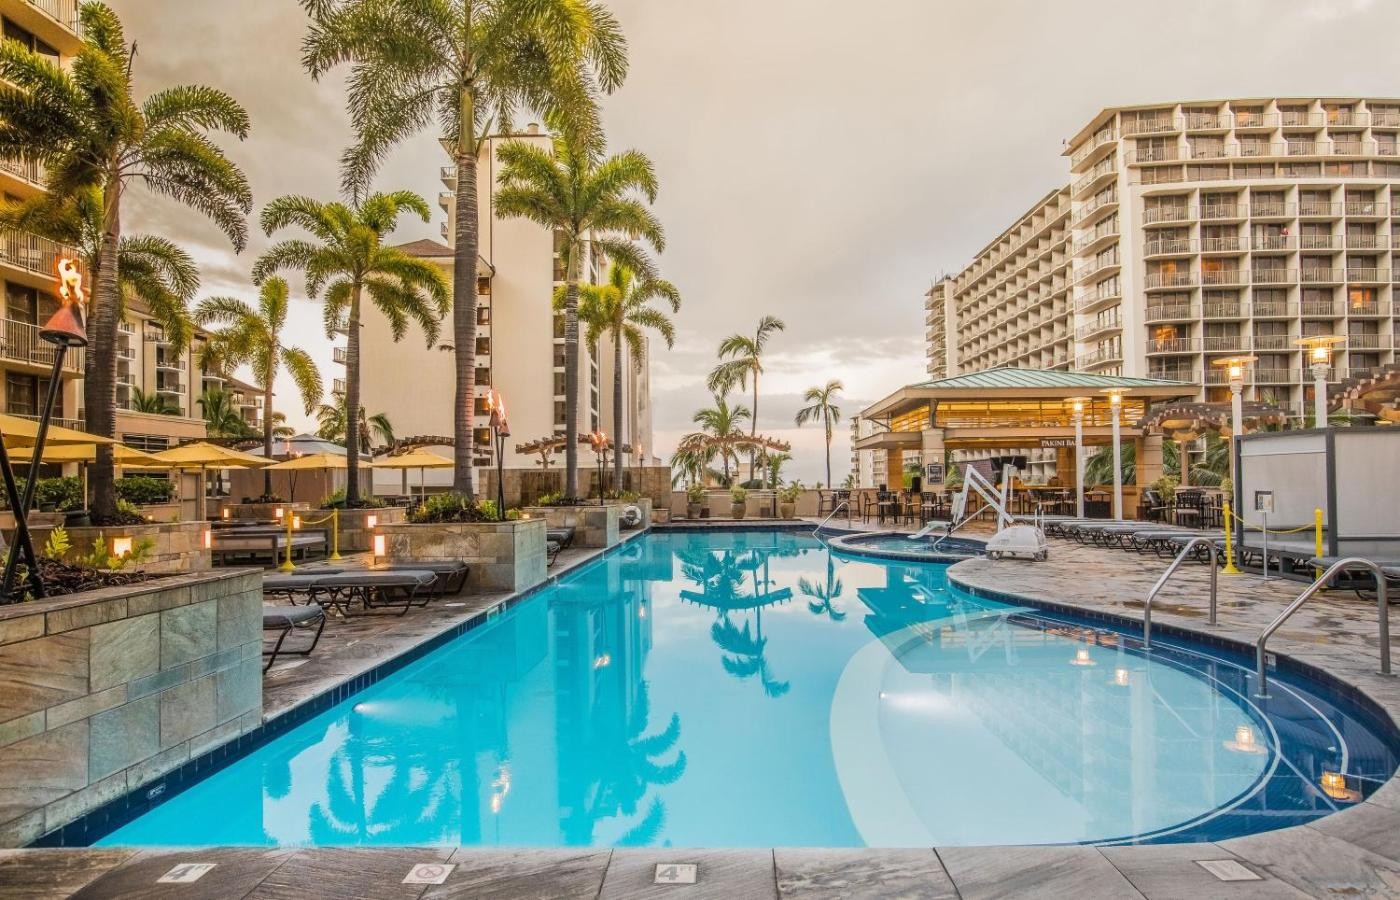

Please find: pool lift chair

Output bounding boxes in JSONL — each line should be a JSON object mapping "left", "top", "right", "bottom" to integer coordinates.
{"left": 920, "top": 466, "right": 1048, "bottom": 561}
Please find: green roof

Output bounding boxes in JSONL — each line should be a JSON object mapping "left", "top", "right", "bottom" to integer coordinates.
{"left": 913, "top": 367, "right": 1190, "bottom": 390}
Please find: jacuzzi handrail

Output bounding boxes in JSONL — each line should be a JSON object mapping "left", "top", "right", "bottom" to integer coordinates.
{"left": 813, "top": 500, "right": 850, "bottom": 538}
{"left": 1144, "top": 536, "right": 1218, "bottom": 650}
{"left": 1255, "top": 557, "right": 1390, "bottom": 698}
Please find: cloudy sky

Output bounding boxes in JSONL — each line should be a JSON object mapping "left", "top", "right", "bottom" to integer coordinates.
{"left": 112, "top": 0, "right": 1391, "bottom": 483}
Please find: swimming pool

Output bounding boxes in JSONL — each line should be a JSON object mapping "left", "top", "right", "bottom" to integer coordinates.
{"left": 827, "top": 531, "right": 985, "bottom": 563}
{"left": 98, "top": 530, "right": 1398, "bottom": 848}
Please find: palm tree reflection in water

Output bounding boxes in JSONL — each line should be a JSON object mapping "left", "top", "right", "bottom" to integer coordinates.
{"left": 303, "top": 579, "right": 685, "bottom": 847}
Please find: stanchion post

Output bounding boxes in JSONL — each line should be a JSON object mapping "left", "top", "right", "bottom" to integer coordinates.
{"left": 1314, "top": 507, "right": 1325, "bottom": 580}
{"left": 1222, "top": 498, "right": 1241, "bottom": 575}
{"left": 329, "top": 508, "right": 342, "bottom": 560}
{"left": 278, "top": 508, "right": 296, "bottom": 572}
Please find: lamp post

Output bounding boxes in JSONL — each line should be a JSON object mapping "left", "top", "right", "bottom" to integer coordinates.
{"left": 1295, "top": 335, "right": 1345, "bottom": 428}
{"left": 1, "top": 258, "right": 87, "bottom": 601}
{"left": 1211, "top": 355, "right": 1256, "bottom": 576}
{"left": 1100, "top": 389, "right": 1128, "bottom": 520}
{"left": 486, "top": 390, "right": 509, "bottom": 520}
{"left": 1068, "top": 397, "right": 1087, "bottom": 518}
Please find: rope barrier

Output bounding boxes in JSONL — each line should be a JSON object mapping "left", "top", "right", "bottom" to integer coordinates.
{"left": 278, "top": 508, "right": 344, "bottom": 571}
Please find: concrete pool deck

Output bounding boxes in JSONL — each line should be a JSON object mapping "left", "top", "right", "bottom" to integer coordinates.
{"left": 1, "top": 529, "right": 1397, "bottom": 897}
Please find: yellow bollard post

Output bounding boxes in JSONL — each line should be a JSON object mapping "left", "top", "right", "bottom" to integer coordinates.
{"left": 278, "top": 508, "right": 296, "bottom": 573}
{"left": 329, "top": 509, "right": 343, "bottom": 560}
{"left": 1221, "top": 498, "right": 1241, "bottom": 575}
{"left": 1314, "top": 506, "right": 1324, "bottom": 581}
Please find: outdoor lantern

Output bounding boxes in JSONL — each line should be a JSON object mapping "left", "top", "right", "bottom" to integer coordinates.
{"left": 111, "top": 536, "right": 133, "bottom": 558}
{"left": 1067, "top": 397, "right": 1089, "bottom": 518}
{"left": 222, "top": 507, "right": 231, "bottom": 520}
{"left": 1100, "top": 388, "right": 1129, "bottom": 520}
{"left": 1224, "top": 724, "right": 1267, "bottom": 754}
{"left": 202, "top": 529, "right": 212, "bottom": 550}
{"left": 372, "top": 533, "right": 386, "bottom": 557}
{"left": 273, "top": 506, "right": 284, "bottom": 520}
{"left": 366, "top": 514, "right": 377, "bottom": 529}
{"left": 1319, "top": 771, "right": 1360, "bottom": 801}
{"left": 1295, "top": 335, "right": 1346, "bottom": 427}
{"left": 292, "top": 515, "right": 302, "bottom": 530}
{"left": 39, "top": 258, "right": 89, "bottom": 348}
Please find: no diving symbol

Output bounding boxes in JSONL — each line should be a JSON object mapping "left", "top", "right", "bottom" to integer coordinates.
{"left": 403, "top": 863, "right": 455, "bottom": 885}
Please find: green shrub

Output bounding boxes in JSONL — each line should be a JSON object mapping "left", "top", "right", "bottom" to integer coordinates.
{"left": 116, "top": 476, "right": 174, "bottom": 506}
{"left": 477, "top": 500, "right": 520, "bottom": 521}
{"left": 606, "top": 489, "right": 641, "bottom": 502}
{"left": 407, "top": 493, "right": 492, "bottom": 524}
{"left": 730, "top": 485, "right": 748, "bottom": 503}
{"left": 4, "top": 476, "right": 87, "bottom": 512}
{"left": 319, "top": 488, "right": 387, "bottom": 510}
{"left": 534, "top": 490, "right": 564, "bottom": 506}
{"left": 778, "top": 483, "right": 803, "bottom": 503}
{"left": 81, "top": 533, "right": 155, "bottom": 570}
{"left": 686, "top": 483, "right": 705, "bottom": 503}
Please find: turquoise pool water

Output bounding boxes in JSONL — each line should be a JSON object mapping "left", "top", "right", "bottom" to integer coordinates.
{"left": 98, "top": 530, "right": 1396, "bottom": 848}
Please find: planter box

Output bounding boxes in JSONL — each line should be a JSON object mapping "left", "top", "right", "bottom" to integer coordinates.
{"left": 221, "top": 501, "right": 309, "bottom": 522}
{"left": 0, "top": 569, "right": 262, "bottom": 846}
{"left": 379, "top": 519, "right": 547, "bottom": 593}
{"left": 136, "top": 502, "right": 181, "bottom": 524}
{"left": 18, "top": 521, "right": 212, "bottom": 575}
{"left": 519, "top": 504, "right": 619, "bottom": 548}
{"left": 332, "top": 506, "right": 406, "bottom": 553}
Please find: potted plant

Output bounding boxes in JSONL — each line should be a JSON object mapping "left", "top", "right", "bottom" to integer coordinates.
{"left": 777, "top": 483, "right": 802, "bottom": 519}
{"left": 686, "top": 483, "right": 705, "bottom": 519}
{"left": 730, "top": 485, "right": 747, "bottom": 519}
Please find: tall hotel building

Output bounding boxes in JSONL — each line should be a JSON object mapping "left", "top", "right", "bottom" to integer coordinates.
{"left": 928, "top": 98, "right": 1400, "bottom": 417}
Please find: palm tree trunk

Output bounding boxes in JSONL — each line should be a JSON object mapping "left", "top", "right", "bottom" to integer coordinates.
{"left": 451, "top": 85, "right": 478, "bottom": 499}
{"left": 749, "top": 374, "right": 758, "bottom": 484}
{"left": 824, "top": 417, "right": 833, "bottom": 490}
{"left": 344, "top": 281, "right": 362, "bottom": 504}
{"left": 612, "top": 328, "right": 623, "bottom": 486}
{"left": 262, "top": 377, "right": 274, "bottom": 496}
{"left": 563, "top": 263, "right": 581, "bottom": 499}
{"left": 86, "top": 177, "right": 122, "bottom": 520}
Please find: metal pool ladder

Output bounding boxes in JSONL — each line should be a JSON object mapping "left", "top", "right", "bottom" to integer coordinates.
{"left": 813, "top": 500, "right": 850, "bottom": 541}
{"left": 1143, "top": 537, "right": 1218, "bottom": 649}
{"left": 1255, "top": 557, "right": 1391, "bottom": 698}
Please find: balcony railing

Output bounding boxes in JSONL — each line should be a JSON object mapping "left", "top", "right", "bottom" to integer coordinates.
{"left": 1252, "top": 302, "right": 1297, "bottom": 317}
{"left": 1146, "top": 337, "right": 1199, "bottom": 354}
{"left": 1299, "top": 268, "right": 1342, "bottom": 284}
{"left": 1299, "top": 202, "right": 1343, "bottom": 217}
{"left": 1345, "top": 201, "right": 1387, "bottom": 217}
{"left": 1145, "top": 304, "right": 1198, "bottom": 322}
{"left": 1346, "top": 235, "right": 1387, "bottom": 249}
{"left": 1201, "top": 268, "right": 1245, "bottom": 286}
{"left": 332, "top": 377, "right": 347, "bottom": 394}
{"left": 1122, "top": 117, "right": 1178, "bottom": 136}
{"left": 1127, "top": 146, "right": 1181, "bottom": 164}
{"left": 1232, "top": 111, "right": 1275, "bottom": 129}
{"left": 1076, "top": 346, "right": 1124, "bottom": 368}
{"left": 1070, "top": 129, "right": 1118, "bottom": 169}
{"left": 1280, "top": 111, "right": 1319, "bottom": 127}
{"left": 0, "top": 317, "right": 84, "bottom": 373}
{"left": 1202, "top": 335, "right": 1250, "bottom": 352}
{"left": 1199, "top": 204, "right": 1242, "bottom": 220}
{"left": 1299, "top": 234, "right": 1339, "bottom": 250}
{"left": 26, "top": 0, "right": 81, "bottom": 34}
{"left": 1252, "top": 334, "right": 1293, "bottom": 350}
{"left": 1249, "top": 268, "right": 1296, "bottom": 285}
{"left": 1145, "top": 271, "right": 1195, "bottom": 289}
{"left": 1345, "top": 268, "right": 1389, "bottom": 283}
{"left": 1202, "top": 301, "right": 1243, "bottom": 318}
{"left": 1347, "top": 301, "right": 1386, "bottom": 315}
{"left": 1346, "top": 333, "right": 1389, "bottom": 349}
{"left": 1249, "top": 202, "right": 1294, "bottom": 218}
{"left": 1248, "top": 235, "right": 1293, "bottom": 252}
{"left": 1300, "top": 300, "right": 1340, "bottom": 316}
{"left": 1255, "top": 368, "right": 1297, "bottom": 384}
{"left": 1143, "top": 206, "right": 1192, "bottom": 225}
{"left": 1074, "top": 318, "right": 1121, "bottom": 341}
{"left": 0, "top": 156, "right": 42, "bottom": 185}
{"left": 1183, "top": 112, "right": 1229, "bottom": 131}
{"left": 0, "top": 229, "right": 79, "bottom": 280}
{"left": 1144, "top": 238, "right": 1195, "bottom": 256}
{"left": 332, "top": 346, "right": 348, "bottom": 364}
{"left": 1148, "top": 367, "right": 1199, "bottom": 383}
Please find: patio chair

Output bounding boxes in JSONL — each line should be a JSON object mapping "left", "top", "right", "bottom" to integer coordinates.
{"left": 547, "top": 526, "right": 576, "bottom": 550}
{"left": 373, "top": 561, "right": 470, "bottom": 597}
{"left": 547, "top": 539, "right": 562, "bottom": 566}
{"left": 1307, "top": 556, "right": 1400, "bottom": 601}
{"left": 262, "top": 604, "right": 326, "bottom": 671}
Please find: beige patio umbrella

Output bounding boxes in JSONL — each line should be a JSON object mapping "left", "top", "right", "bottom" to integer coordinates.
{"left": 370, "top": 449, "right": 454, "bottom": 499}
{"left": 263, "top": 452, "right": 349, "bottom": 503}
{"left": 0, "top": 414, "right": 116, "bottom": 448}
{"left": 11, "top": 442, "right": 171, "bottom": 467}
{"left": 151, "top": 442, "right": 272, "bottom": 520}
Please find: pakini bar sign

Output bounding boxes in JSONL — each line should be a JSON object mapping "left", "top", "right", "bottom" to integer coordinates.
{"left": 1038, "top": 437, "right": 1076, "bottom": 448}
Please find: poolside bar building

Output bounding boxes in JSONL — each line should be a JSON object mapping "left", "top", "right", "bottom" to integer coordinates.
{"left": 854, "top": 368, "right": 1192, "bottom": 516}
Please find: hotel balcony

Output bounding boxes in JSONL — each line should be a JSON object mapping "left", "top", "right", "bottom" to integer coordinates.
{"left": 1142, "top": 206, "right": 1191, "bottom": 226}
{"left": 1071, "top": 157, "right": 1116, "bottom": 196}
{"left": 438, "top": 191, "right": 453, "bottom": 214}
{"left": 1125, "top": 146, "right": 1181, "bottom": 165}
{"left": 1146, "top": 337, "right": 1200, "bottom": 355}
{"left": 1347, "top": 300, "right": 1387, "bottom": 316}
{"left": 1346, "top": 333, "right": 1391, "bottom": 350}
{"left": 1255, "top": 368, "right": 1297, "bottom": 385}
{"left": 1300, "top": 299, "right": 1341, "bottom": 317}
{"left": 1069, "top": 129, "right": 1118, "bottom": 172}
{"left": 0, "top": 229, "right": 81, "bottom": 287}
{"left": 332, "top": 377, "right": 347, "bottom": 395}
{"left": 1233, "top": 112, "right": 1278, "bottom": 130}
{"left": 1144, "top": 303, "right": 1198, "bottom": 323}
{"left": 1299, "top": 202, "right": 1343, "bottom": 218}
{"left": 440, "top": 165, "right": 456, "bottom": 188}
{"left": 1299, "top": 235, "right": 1340, "bottom": 251}
{"left": 1300, "top": 268, "right": 1343, "bottom": 285}
{"left": 1249, "top": 202, "right": 1295, "bottom": 219}
{"left": 1345, "top": 201, "right": 1388, "bottom": 218}
{"left": 1076, "top": 346, "right": 1124, "bottom": 369}
{"left": 1251, "top": 301, "right": 1298, "bottom": 318}
{"left": 1121, "top": 116, "right": 1178, "bottom": 137}
{"left": 1346, "top": 235, "right": 1388, "bottom": 250}
{"left": 1200, "top": 268, "right": 1246, "bottom": 287}
{"left": 1070, "top": 192, "right": 1118, "bottom": 228}
{"left": 1202, "top": 334, "right": 1252, "bottom": 352}
{"left": 1143, "top": 238, "right": 1195, "bottom": 258}
{"left": 333, "top": 346, "right": 348, "bottom": 364}
{"left": 1144, "top": 271, "right": 1195, "bottom": 290}
{"left": 1250, "top": 268, "right": 1296, "bottom": 285}
{"left": 1203, "top": 299, "right": 1245, "bottom": 318}
{"left": 155, "top": 353, "right": 182, "bottom": 371}
{"left": 1183, "top": 112, "right": 1230, "bottom": 131}
{"left": 1202, "top": 236, "right": 1247, "bottom": 254}
{"left": 1074, "top": 317, "right": 1121, "bottom": 342}
{"left": 1147, "top": 366, "right": 1199, "bottom": 383}
{"left": 1199, "top": 203, "right": 1244, "bottom": 222}
{"left": 0, "top": 156, "right": 43, "bottom": 187}
{"left": 1251, "top": 334, "right": 1295, "bottom": 351}
{"left": 1345, "top": 268, "right": 1389, "bottom": 284}
{"left": 1073, "top": 287, "right": 1122, "bottom": 314}
{"left": 0, "top": 317, "right": 84, "bottom": 374}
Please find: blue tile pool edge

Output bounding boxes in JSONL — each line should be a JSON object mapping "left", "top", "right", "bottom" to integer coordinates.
{"left": 945, "top": 568, "right": 1400, "bottom": 772}
{"left": 30, "top": 528, "right": 654, "bottom": 849}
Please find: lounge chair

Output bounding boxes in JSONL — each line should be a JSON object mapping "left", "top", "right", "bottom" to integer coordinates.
{"left": 372, "top": 561, "right": 470, "bottom": 596}
{"left": 262, "top": 604, "right": 326, "bottom": 671}
{"left": 262, "top": 570, "right": 437, "bottom": 617}
{"left": 547, "top": 539, "right": 562, "bottom": 566}
{"left": 547, "top": 526, "right": 575, "bottom": 550}
{"left": 1307, "top": 556, "right": 1400, "bottom": 601}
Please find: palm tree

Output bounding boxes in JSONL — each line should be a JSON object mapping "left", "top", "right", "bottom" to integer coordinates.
{"left": 194, "top": 278, "right": 324, "bottom": 496}
{"left": 1083, "top": 442, "right": 1137, "bottom": 487}
{"left": 572, "top": 264, "right": 680, "bottom": 483}
{"left": 129, "top": 388, "right": 179, "bottom": 416}
{"left": 316, "top": 395, "right": 395, "bottom": 449}
{"left": 0, "top": 187, "right": 200, "bottom": 350}
{"left": 300, "top": 0, "right": 627, "bottom": 499}
{"left": 708, "top": 316, "right": 786, "bottom": 483}
{"left": 795, "top": 379, "right": 843, "bottom": 490}
{"left": 688, "top": 392, "right": 751, "bottom": 486}
{"left": 198, "top": 388, "right": 254, "bottom": 438}
{"left": 0, "top": 3, "right": 251, "bottom": 518}
{"left": 253, "top": 192, "right": 448, "bottom": 505}
{"left": 270, "top": 412, "right": 296, "bottom": 441}
{"left": 495, "top": 131, "right": 664, "bottom": 500}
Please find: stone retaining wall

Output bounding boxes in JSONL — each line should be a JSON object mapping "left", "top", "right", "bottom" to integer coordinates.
{"left": 220, "top": 502, "right": 310, "bottom": 521}
{"left": 378, "top": 519, "right": 547, "bottom": 593}
{"left": 0, "top": 569, "right": 263, "bottom": 846}
{"left": 24, "top": 522, "right": 212, "bottom": 575}
{"left": 519, "top": 505, "right": 619, "bottom": 549}
{"left": 325, "top": 506, "right": 406, "bottom": 553}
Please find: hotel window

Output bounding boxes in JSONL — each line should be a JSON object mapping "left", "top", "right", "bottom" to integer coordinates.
{"left": 553, "top": 373, "right": 565, "bottom": 396}
{"left": 473, "top": 397, "right": 490, "bottom": 416}
{"left": 476, "top": 276, "right": 491, "bottom": 295}
{"left": 2, "top": 20, "right": 59, "bottom": 65}
{"left": 1190, "top": 136, "right": 1225, "bottom": 159}
{"left": 1233, "top": 164, "right": 1273, "bottom": 180}
{"left": 1327, "top": 162, "right": 1362, "bottom": 177}
{"left": 475, "top": 366, "right": 490, "bottom": 385}
{"left": 5, "top": 284, "right": 38, "bottom": 323}
{"left": 1348, "top": 287, "right": 1378, "bottom": 309}
{"left": 1233, "top": 107, "right": 1265, "bottom": 127}
{"left": 1187, "top": 165, "right": 1229, "bottom": 181}
{"left": 475, "top": 337, "right": 489, "bottom": 355}
{"left": 1237, "top": 136, "right": 1269, "bottom": 157}
{"left": 1376, "top": 162, "right": 1400, "bottom": 177}
{"left": 474, "top": 428, "right": 491, "bottom": 446}
{"left": 1201, "top": 192, "right": 1238, "bottom": 215}
{"left": 476, "top": 305, "right": 490, "bottom": 325}
{"left": 1281, "top": 162, "right": 1321, "bottom": 178}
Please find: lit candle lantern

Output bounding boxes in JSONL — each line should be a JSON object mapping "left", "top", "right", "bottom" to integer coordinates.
{"left": 272, "top": 507, "right": 283, "bottom": 520}
{"left": 202, "top": 529, "right": 212, "bottom": 550}
{"left": 221, "top": 508, "right": 231, "bottom": 520}
{"left": 292, "top": 515, "right": 302, "bottom": 530}
{"left": 1319, "top": 770, "right": 1360, "bottom": 801}
{"left": 372, "top": 533, "right": 386, "bottom": 557}
{"left": 365, "top": 514, "right": 377, "bottom": 529}
{"left": 111, "top": 536, "right": 133, "bottom": 558}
